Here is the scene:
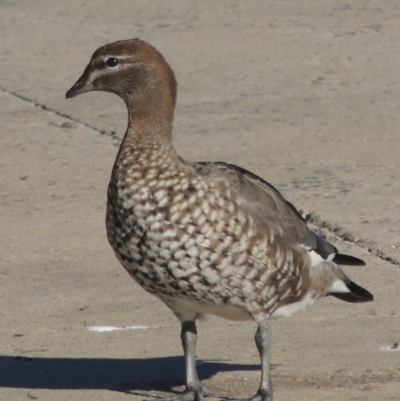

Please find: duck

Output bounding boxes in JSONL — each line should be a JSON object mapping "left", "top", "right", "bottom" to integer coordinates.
{"left": 66, "top": 38, "right": 373, "bottom": 401}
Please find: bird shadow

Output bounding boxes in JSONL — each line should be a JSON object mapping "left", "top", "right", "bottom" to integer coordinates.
{"left": 0, "top": 355, "right": 259, "bottom": 393}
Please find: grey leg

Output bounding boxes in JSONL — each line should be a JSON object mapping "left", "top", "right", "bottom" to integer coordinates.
{"left": 181, "top": 321, "right": 211, "bottom": 399}
{"left": 158, "top": 321, "right": 211, "bottom": 401}
{"left": 256, "top": 325, "right": 273, "bottom": 400}
{"left": 242, "top": 325, "right": 273, "bottom": 401}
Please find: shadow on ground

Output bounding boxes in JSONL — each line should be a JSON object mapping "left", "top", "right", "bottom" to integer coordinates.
{"left": 0, "top": 355, "right": 259, "bottom": 392}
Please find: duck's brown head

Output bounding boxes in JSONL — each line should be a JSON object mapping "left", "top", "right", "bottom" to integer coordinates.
{"left": 66, "top": 39, "right": 177, "bottom": 127}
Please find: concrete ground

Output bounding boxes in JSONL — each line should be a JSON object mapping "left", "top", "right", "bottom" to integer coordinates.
{"left": 1, "top": 1, "right": 399, "bottom": 400}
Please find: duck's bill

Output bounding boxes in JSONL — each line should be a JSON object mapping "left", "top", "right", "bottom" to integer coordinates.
{"left": 66, "top": 68, "right": 94, "bottom": 99}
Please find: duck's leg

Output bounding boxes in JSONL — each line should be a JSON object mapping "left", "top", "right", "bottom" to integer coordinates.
{"left": 242, "top": 325, "right": 273, "bottom": 401}
{"left": 181, "top": 321, "right": 212, "bottom": 399}
{"left": 256, "top": 325, "right": 273, "bottom": 400}
{"left": 161, "top": 321, "right": 212, "bottom": 401}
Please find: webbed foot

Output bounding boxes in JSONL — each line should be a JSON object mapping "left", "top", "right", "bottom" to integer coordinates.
{"left": 241, "top": 388, "right": 272, "bottom": 401}
{"left": 155, "top": 384, "right": 212, "bottom": 401}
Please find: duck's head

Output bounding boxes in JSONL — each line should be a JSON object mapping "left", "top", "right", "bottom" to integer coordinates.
{"left": 66, "top": 39, "right": 177, "bottom": 115}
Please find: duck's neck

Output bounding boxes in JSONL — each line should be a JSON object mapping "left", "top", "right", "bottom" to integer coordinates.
{"left": 120, "top": 89, "right": 176, "bottom": 153}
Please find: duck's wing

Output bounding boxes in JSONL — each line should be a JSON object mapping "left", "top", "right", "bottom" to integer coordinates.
{"left": 191, "top": 161, "right": 365, "bottom": 267}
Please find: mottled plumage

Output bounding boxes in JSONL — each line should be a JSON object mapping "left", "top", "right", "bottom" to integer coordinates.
{"left": 66, "top": 38, "right": 373, "bottom": 401}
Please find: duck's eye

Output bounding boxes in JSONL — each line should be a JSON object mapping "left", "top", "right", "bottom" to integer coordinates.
{"left": 106, "top": 57, "right": 119, "bottom": 67}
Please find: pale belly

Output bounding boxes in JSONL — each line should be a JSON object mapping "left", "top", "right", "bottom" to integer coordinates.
{"left": 169, "top": 297, "right": 254, "bottom": 322}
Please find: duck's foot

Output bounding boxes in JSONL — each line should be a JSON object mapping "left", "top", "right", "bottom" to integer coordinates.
{"left": 156, "top": 385, "right": 212, "bottom": 401}
{"left": 241, "top": 389, "right": 273, "bottom": 401}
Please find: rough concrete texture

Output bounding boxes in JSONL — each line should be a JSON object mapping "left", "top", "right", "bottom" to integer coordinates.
{"left": 1, "top": 1, "right": 399, "bottom": 401}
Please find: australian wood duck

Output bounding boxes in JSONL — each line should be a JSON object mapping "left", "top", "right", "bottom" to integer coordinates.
{"left": 66, "top": 39, "right": 373, "bottom": 401}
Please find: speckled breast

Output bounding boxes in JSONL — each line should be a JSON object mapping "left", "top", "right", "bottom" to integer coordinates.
{"left": 105, "top": 148, "right": 298, "bottom": 315}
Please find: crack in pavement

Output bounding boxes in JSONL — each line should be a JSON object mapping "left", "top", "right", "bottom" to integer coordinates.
{"left": 306, "top": 213, "right": 400, "bottom": 267}
{"left": 0, "top": 86, "right": 122, "bottom": 144}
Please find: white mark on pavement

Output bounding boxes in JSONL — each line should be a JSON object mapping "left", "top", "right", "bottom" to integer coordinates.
{"left": 88, "top": 325, "right": 149, "bottom": 332}
{"left": 379, "top": 344, "right": 400, "bottom": 352}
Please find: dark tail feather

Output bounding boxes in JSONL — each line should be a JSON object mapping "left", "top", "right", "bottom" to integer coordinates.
{"left": 333, "top": 253, "right": 366, "bottom": 266}
{"left": 330, "top": 281, "right": 373, "bottom": 303}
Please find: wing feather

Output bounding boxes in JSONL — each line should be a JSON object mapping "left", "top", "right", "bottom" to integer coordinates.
{"left": 191, "top": 161, "right": 364, "bottom": 266}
